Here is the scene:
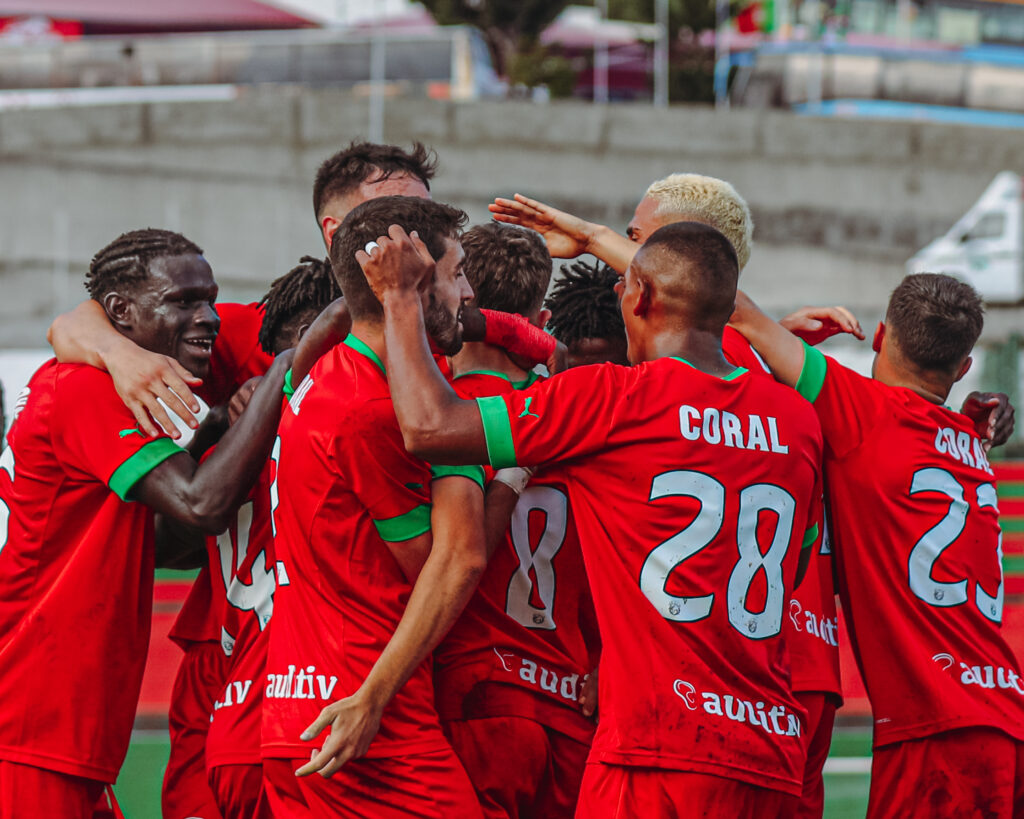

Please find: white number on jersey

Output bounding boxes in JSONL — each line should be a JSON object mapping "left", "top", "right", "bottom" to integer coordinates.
{"left": 0, "top": 446, "right": 13, "bottom": 556}
{"left": 908, "top": 467, "right": 1003, "bottom": 621}
{"left": 217, "top": 501, "right": 275, "bottom": 645}
{"left": 640, "top": 470, "right": 798, "bottom": 640}
{"left": 268, "top": 436, "right": 281, "bottom": 538}
{"left": 506, "top": 486, "right": 568, "bottom": 630}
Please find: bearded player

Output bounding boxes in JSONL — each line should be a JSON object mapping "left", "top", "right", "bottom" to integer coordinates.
{"left": 0, "top": 229, "right": 291, "bottom": 817}
{"left": 731, "top": 275, "right": 1024, "bottom": 817}
{"left": 349, "top": 220, "right": 823, "bottom": 816}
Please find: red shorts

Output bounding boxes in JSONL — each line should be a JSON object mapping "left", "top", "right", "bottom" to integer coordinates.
{"left": 162, "top": 641, "right": 229, "bottom": 819}
{"left": 445, "top": 715, "right": 589, "bottom": 818}
{"left": 209, "top": 763, "right": 270, "bottom": 819}
{"left": 793, "top": 691, "right": 839, "bottom": 819}
{"left": 576, "top": 762, "right": 798, "bottom": 819}
{"left": 868, "top": 726, "right": 1024, "bottom": 819}
{"left": 0, "top": 759, "right": 105, "bottom": 819}
{"left": 263, "top": 747, "right": 483, "bottom": 819}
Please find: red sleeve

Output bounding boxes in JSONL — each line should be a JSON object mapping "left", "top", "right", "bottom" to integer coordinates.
{"left": 51, "top": 366, "right": 184, "bottom": 500}
{"left": 476, "top": 363, "right": 627, "bottom": 469}
{"left": 722, "top": 326, "right": 769, "bottom": 373}
{"left": 201, "top": 303, "right": 274, "bottom": 407}
{"left": 332, "top": 399, "right": 434, "bottom": 541}
{"left": 796, "top": 345, "right": 885, "bottom": 460}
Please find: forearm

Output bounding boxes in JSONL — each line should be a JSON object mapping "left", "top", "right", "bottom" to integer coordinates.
{"left": 292, "top": 297, "right": 351, "bottom": 384}
{"left": 728, "top": 291, "right": 807, "bottom": 388}
{"left": 48, "top": 299, "right": 126, "bottom": 368}
{"left": 154, "top": 514, "right": 206, "bottom": 569}
{"left": 587, "top": 225, "right": 639, "bottom": 274}
{"left": 380, "top": 291, "right": 487, "bottom": 464}
{"left": 359, "top": 497, "right": 486, "bottom": 709}
{"left": 484, "top": 480, "right": 521, "bottom": 561}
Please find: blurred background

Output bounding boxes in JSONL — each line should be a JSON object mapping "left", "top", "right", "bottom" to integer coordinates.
{"left": 0, "top": 1, "right": 1023, "bottom": 816}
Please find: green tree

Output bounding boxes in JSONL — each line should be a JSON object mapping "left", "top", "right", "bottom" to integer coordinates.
{"left": 417, "top": 0, "right": 571, "bottom": 76}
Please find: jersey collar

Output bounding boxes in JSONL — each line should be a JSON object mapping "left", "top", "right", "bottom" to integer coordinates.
{"left": 670, "top": 357, "right": 748, "bottom": 381}
{"left": 457, "top": 368, "right": 541, "bottom": 391}
{"left": 342, "top": 334, "right": 386, "bottom": 375}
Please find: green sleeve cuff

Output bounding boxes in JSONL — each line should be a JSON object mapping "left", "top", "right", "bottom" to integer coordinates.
{"left": 109, "top": 438, "right": 184, "bottom": 501}
{"left": 802, "top": 522, "right": 820, "bottom": 550}
{"left": 795, "top": 343, "right": 827, "bottom": 404}
{"left": 476, "top": 396, "right": 517, "bottom": 469}
{"left": 430, "top": 464, "right": 485, "bottom": 490}
{"left": 283, "top": 368, "right": 296, "bottom": 400}
{"left": 373, "top": 503, "right": 432, "bottom": 542}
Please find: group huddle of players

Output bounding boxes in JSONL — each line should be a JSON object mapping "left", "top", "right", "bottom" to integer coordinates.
{"left": 0, "top": 139, "right": 1022, "bottom": 819}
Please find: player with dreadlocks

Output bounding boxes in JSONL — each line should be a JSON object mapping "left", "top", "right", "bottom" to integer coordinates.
{"left": 545, "top": 259, "right": 628, "bottom": 368}
{"left": 0, "top": 228, "right": 293, "bottom": 816}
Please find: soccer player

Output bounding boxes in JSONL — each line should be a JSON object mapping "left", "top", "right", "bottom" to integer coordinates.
{"left": 260, "top": 196, "right": 485, "bottom": 818}
{"left": 356, "top": 220, "right": 824, "bottom": 816}
{"left": 436, "top": 222, "right": 601, "bottom": 817}
{"left": 545, "top": 259, "right": 629, "bottom": 368}
{"left": 729, "top": 274, "right": 1024, "bottom": 817}
{"left": 0, "top": 229, "right": 292, "bottom": 817}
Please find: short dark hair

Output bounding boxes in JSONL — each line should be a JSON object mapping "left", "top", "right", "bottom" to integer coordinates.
{"left": 886, "top": 273, "right": 984, "bottom": 373}
{"left": 461, "top": 223, "right": 551, "bottom": 316}
{"left": 86, "top": 228, "right": 203, "bottom": 301}
{"left": 258, "top": 255, "right": 342, "bottom": 355}
{"left": 313, "top": 141, "right": 437, "bottom": 221}
{"left": 329, "top": 196, "right": 467, "bottom": 320}
{"left": 545, "top": 259, "right": 625, "bottom": 346}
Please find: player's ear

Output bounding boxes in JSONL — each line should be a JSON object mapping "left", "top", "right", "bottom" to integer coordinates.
{"left": 103, "top": 291, "right": 135, "bottom": 332}
{"left": 534, "top": 308, "right": 551, "bottom": 331}
{"left": 954, "top": 356, "right": 973, "bottom": 383}
{"left": 633, "top": 277, "right": 651, "bottom": 318}
{"left": 871, "top": 322, "right": 885, "bottom": 353}
{"left": 321, "top": 215, "right": 341, "bottom": 250}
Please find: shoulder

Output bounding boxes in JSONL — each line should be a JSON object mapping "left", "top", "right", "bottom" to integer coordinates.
{"left": 216, "top": 301, "right": 264, "bottom": 325}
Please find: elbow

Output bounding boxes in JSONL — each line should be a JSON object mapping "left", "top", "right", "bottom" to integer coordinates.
{"left": 401, "top": 422, "right": 448, "bottom": 462}
{"left": 183, "top": 494, "right": 232, "bottom": 534}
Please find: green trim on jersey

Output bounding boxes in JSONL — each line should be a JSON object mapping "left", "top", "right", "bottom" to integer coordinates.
{"left": 796, "top": 343, "right": 828, "bottom": 404}
{"left": 477, "top": 395, "right": 517, "bottom": 469}
{"left": 343, "top": 334, "right": 386, "bottom": 375}
{"left": 456, "top": 369, "right": 541, "bottom": 391}
{"left": 801, "top": 523, "right": 820, "bottom": 550}
{"left": 670, "top": 357, "right": 747, "bottom": 381}
{"left": 430, "top": 464, "right": 485, "bottom": 489}
{"left": 514, "top": 371, "right": 542, "bottom": 390}
{"left": 374, "top": 503, "right": 431, "bottom": 542}
{"left": 283, "top": 368, "right": 296, "bottom": 400}
{"left": 109, "top": 438, "right": 184, "bottom": 502}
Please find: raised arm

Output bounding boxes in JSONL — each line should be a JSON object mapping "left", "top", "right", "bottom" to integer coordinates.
{"left": 357, "top": 226, "right": 489, "bottom": 465}
{"left": 49, "top": 299, "right": 202, "bottom": 437}
{"left": 489, "top": 194, "right": 637, "bottom": 273}
{"left": 729, "top": 290, "right": 808, "bottom": 388}
{"left": 132, "top": 350, "right": 292, "bottom": 534}
{"left": 296, "top": 474, "right": 487, "bottom": 777}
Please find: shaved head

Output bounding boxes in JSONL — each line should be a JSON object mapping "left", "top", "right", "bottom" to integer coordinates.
{"left": 631, "top": 221, "right": 739, "bottom": 331}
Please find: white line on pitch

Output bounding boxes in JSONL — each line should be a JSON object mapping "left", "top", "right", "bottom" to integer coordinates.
{"left": 824, "top": 757, "right": 871, "bottom": 774}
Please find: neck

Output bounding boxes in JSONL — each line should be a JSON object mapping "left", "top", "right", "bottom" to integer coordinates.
{"left": 350, "top": 320, "right": 387, "bottom": 365}
{"left": 635, "top": 324, "right": 735, "bottom": 377}
{"left": 873, "top": 358, "right": 950, "bottom": 405}
{"left": 452, "top": 341, "right": 529, "bottom": 381}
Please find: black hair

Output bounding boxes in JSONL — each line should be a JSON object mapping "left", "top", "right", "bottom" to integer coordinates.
{"left": 258, "top": 255, "right": 342, "bottom": 355}
{"left": 330, "top": 196, "right": 467, "bottom": 321}
{"left": 887, "top": 273, "right": 984, "bottom": 373}
{"left": 545, "top": 259, "right": 625, "bottom": 346}
{"left": 313, "top": 141, "right": 437, "bottom": 220}
{"left": 462, "top": 223, "right": 551, "bottom": 316}
{"left": 85, "top": 228, "right": 203, "bottom": 301}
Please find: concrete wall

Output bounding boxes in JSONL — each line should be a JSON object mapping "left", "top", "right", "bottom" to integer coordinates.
{"left": 2, "top": 86, "right": 1023, "bottom": 349}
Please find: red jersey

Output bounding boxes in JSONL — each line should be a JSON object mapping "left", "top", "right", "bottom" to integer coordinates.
{"left": 262, "top": 335, "right": 482, "bottom": 760}
{"left": 723, "top": 326, "right": 768, "bottom": 373}
{"left": 0, "top": 360, "right": 183, "bottom": 782}
{"left": 435, "top": 371, "right": 599, "bottom": 743}
{"left": 475, "top": 357, "right": 823, "bottom": 795}
{"left": 206, "top": 459, "right": 276, "bottom": 769}
{"left": 200, "top": 303, "right": 273, "bottom": 407}
{"left": 168, "top": 567, "right": 221, "bottom": 648}
{"left": 798, "top": 345, "right": 1024, "bottom": 746}
{"left": 786, "top": 519, "right": 841, "bottom": 697}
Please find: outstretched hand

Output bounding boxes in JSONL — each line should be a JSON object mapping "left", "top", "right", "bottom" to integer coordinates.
{"left": 961, "top": 392, "right": 1015, "bottom": 450}
{"left": 779, "top": 306, "right": 865, "bottom": 347}
{"left": 355, "top": 224, "right": 436, "bottom": 302}
{"left": 105, "top": 344, "right": 203, "bottom": 438}
{"left": 294, "top": 692, "right": 384, "bottom": 779}
{"left": 489, "top": 194, "right": 594, "bottom": 259}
